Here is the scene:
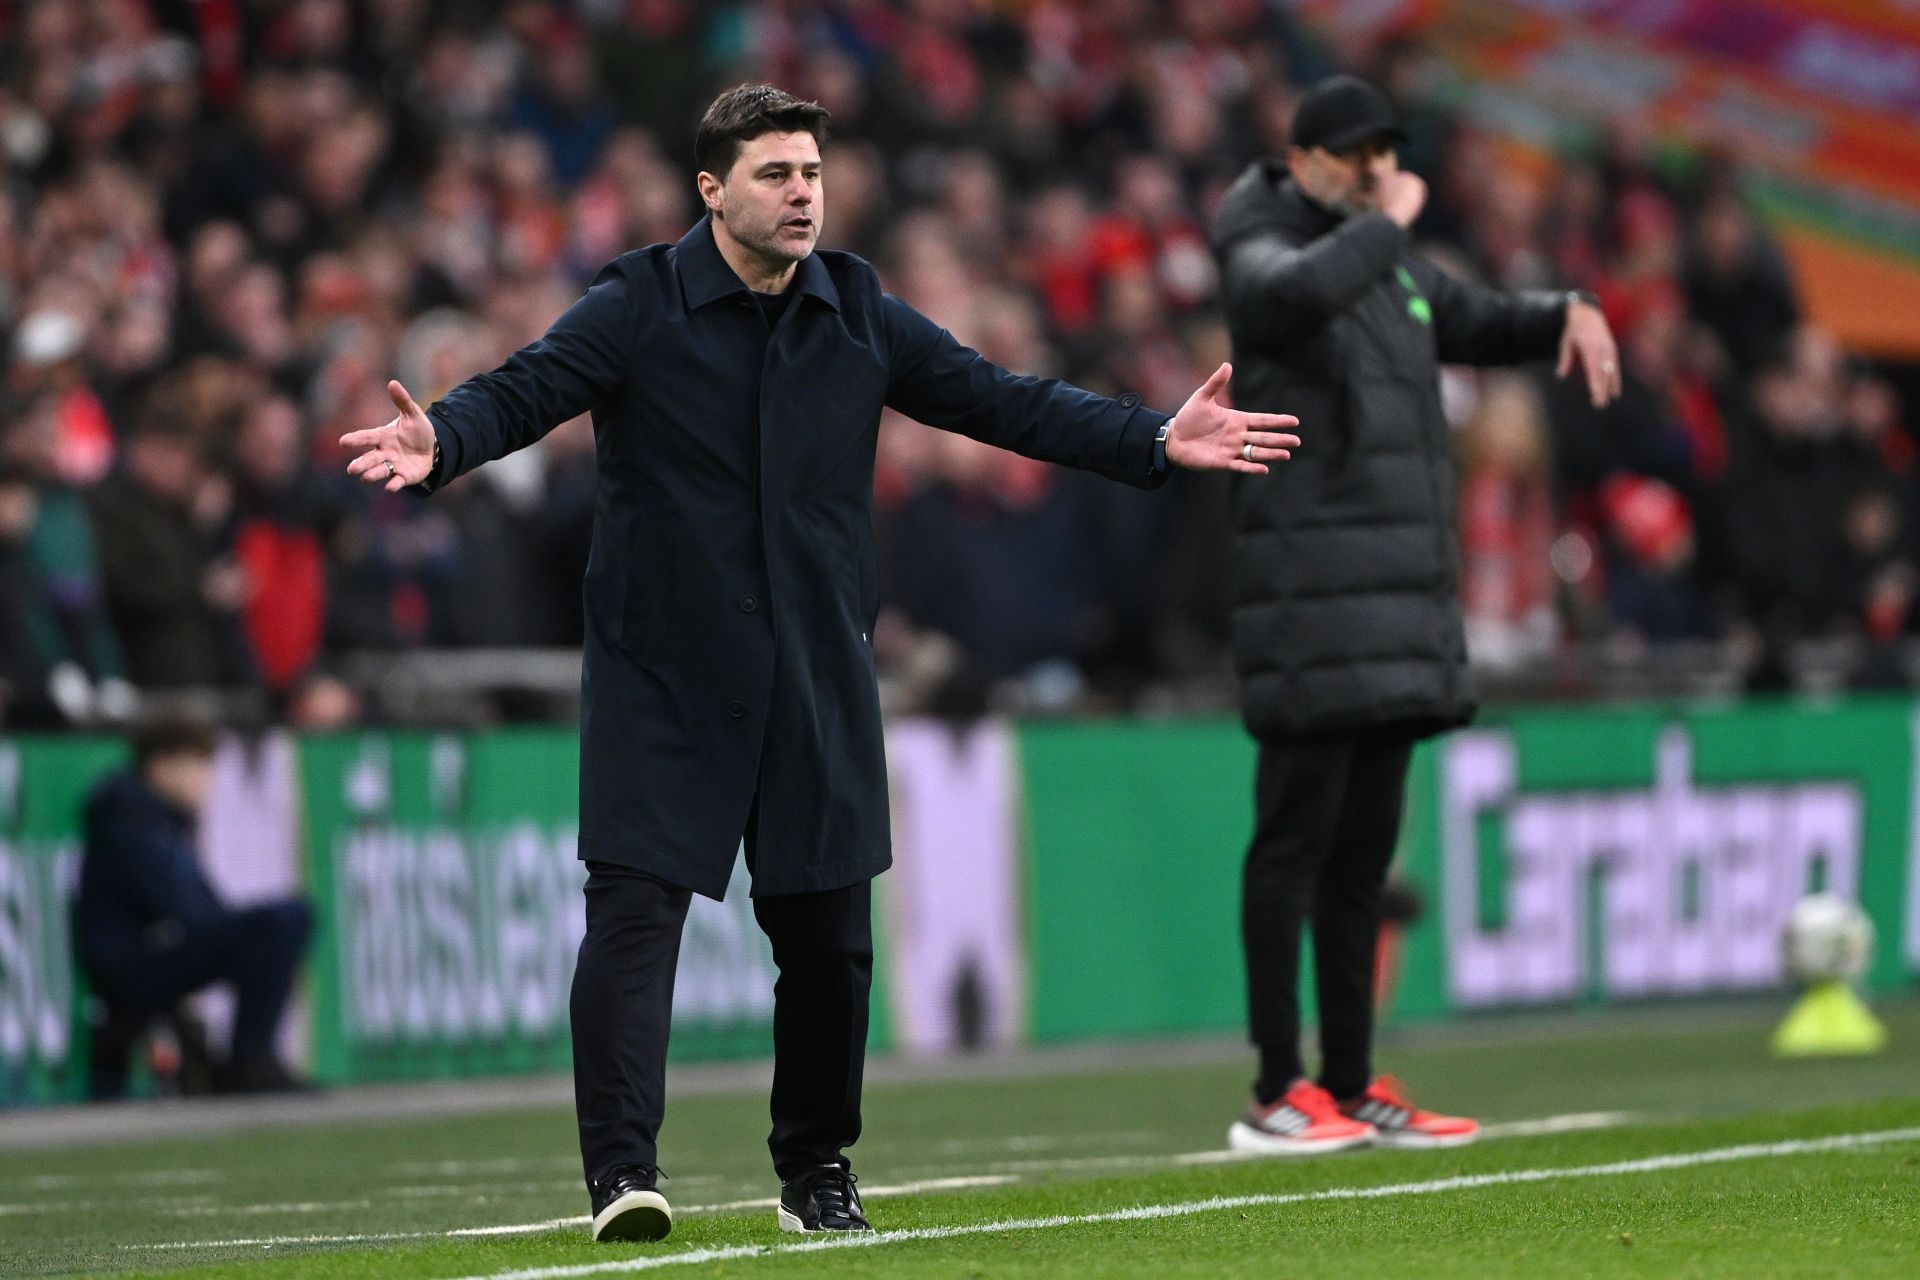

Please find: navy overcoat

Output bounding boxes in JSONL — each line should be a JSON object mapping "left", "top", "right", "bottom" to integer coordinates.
{"left": 428, "top": 219, "right": 1168, "bottom": 897}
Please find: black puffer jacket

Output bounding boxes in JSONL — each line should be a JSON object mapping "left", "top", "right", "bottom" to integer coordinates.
{"left": 1212, "top": 163, "right": 1566, "bottom": 739}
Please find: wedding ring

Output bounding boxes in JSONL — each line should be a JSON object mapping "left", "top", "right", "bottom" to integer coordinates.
{"left": 384, "top": 459, "right": 396, "bottom": 479}
{"left": 1243, "top": 442, "right": 1256, "bottom": 463}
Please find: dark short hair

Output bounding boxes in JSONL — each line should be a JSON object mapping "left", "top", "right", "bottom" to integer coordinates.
{"left": 132, "top": 712, "right": 218, "bottom": 769}
{"left": 694, "top": 83, "right": 830, "bottom": 177}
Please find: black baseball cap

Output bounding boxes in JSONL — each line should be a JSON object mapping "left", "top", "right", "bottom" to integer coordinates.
{"left": 1290, "top": 75, "right": 1408, "bottom": 153}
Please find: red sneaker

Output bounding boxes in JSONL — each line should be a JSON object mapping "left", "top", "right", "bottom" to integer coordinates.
{"left": 1227, "top": 1079, "right": 1377, "bottom": 1155}
{"left": 1339, "top": 1076, "right": 1480, "bottom": 1149}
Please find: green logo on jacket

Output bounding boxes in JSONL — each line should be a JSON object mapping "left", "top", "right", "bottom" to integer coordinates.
{"left": 1396, "top": 265, "right": 1431, "bottom": 325}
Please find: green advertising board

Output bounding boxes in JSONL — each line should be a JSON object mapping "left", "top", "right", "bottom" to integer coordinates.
{"left": 6, "top": 697, "right": 1919, "bottom": 1107}
{"left": 1017, "top": 719, "right": 1266, "bottom": 1043}
{"left": 1016, "top": 718, "right": 1437, "bottom": 1044}
{"left": 299, "top": 729, "right": 784, "bottom": 1085}
{"left": 1436, "top": 698, "right": 1915, "bottom": 1006}
{"left": 1014, "top": 698, "right": 1920, "bottom": 1047}
{"left": 0, "top": 737, "right": 125, "bottom": 1105}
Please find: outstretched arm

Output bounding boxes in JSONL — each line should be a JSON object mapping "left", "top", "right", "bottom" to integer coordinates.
{"left": 882, "top": 296, "right": 1297, "bottom": 486}
{"left": 340, "top": 261, "right": 637, "bottom": 491}
{"left": 1425, "top": 271, "right": 1620, "bottom": 408}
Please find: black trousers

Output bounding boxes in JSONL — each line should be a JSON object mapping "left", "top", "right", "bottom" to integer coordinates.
{"left": 84, "top": 900, "right": 313, "bottom": 1098}
{"left": 570, "top": 862, "right": 873, "bottom": 1185}
{"left": 1242, "top": 726, "right": 1415, "bottom": 1102}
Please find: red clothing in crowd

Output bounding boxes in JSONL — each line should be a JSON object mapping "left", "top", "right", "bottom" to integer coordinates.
{"left": 233, "top": 520, "right": 325, "bottom": 693}
{"left": 1459, "top": 469, "right": 1557, "bottom": 628}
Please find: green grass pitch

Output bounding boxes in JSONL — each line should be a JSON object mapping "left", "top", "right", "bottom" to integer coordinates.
{"left": 6, "top": 1001, "right": 1919, "bottom": 1278}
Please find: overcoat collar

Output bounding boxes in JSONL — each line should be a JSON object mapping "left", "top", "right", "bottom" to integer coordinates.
{"left": 673, "top": 216, "right": 842, "bottom": 313}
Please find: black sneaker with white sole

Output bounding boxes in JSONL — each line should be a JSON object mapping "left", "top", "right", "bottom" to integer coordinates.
{"left": 589, "top": 1164, "right": 672, "bottom": 1242}
{"left": 777, "top": 1164, "right": 871, "bottom": 1233}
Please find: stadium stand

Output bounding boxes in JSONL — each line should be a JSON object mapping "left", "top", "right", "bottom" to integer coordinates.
{"left": 1, "top": 0, "right": 1916, "bottom": 728}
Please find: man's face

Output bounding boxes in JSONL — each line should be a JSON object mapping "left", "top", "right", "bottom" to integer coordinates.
{"left": 701, "top": 130, "right": 823, "bottom": 266}
{"left": 1290, "top": 137, "right": 1398, "bottom": 217}
{"left": 147, "top": 754, "right": 214, "bottom": 815}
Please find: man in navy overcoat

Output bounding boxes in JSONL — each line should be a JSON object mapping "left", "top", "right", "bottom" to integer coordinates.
{"left": 343, "top": 84, "right": 1299, "bottom": 1242}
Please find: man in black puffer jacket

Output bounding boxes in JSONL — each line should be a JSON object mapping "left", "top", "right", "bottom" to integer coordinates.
{"left": 1211, "top": 76, "right": 1620, "bottom": 1155}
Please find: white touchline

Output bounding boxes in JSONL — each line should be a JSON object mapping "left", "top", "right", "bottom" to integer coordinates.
{"left": 1, "top": 1169, "right": 226, "bottom": 1190}
{"left": 168, "top": 1200, "right": 377, "bottom": 1218}
{"left": 7, "top": 1174, "right": 226, "bottom": 1189}
{"left": 438, "top": 1126, "right": 1920, "bottom": 1280}
{"left": 2, "top": 1196, "right": 218, "bottom": 1217}
{"left": 122, "top": 1176, "right": 1018, "bottom": 1251}
{"left": 125, "top": 1217, "right": 596, "bottom": 1252}
{"left": 106, "top": 1110, "right": 1803, "bottom": 1256}
{"left": 1477, "top": 1111, "right": 1636, "bottom": 1139}
{"left": 115, "top": 1111, "right": 1640, "bottom": 1250}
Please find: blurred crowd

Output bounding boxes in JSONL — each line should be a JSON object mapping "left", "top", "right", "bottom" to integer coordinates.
{"left": 0, "top": 0, "right": 1915, "bottom": 729}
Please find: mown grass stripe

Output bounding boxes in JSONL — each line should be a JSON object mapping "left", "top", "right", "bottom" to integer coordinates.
{"left": 442, "top": 1126, "right": 1920, "bottom": 1280}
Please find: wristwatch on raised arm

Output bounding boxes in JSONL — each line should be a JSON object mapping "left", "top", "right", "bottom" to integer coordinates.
{"left": 1566, "top": 288, "right": 1600, "bottom": 312}
{"left": 1152, "top": 418, "right": 1173, "bottom": 475}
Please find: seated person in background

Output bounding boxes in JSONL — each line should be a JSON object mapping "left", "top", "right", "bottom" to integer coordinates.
{"left": 76, "top": 715, "right": 313, "bottom": 1097}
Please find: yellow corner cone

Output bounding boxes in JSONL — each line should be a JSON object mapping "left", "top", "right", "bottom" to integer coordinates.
{"left": 1771, "top": 980, "right": 1888, "bottom": 1057}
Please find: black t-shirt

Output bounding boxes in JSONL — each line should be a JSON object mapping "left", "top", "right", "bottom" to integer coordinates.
{"left": 750, "top": 288, "right": 793, "bottom": 331}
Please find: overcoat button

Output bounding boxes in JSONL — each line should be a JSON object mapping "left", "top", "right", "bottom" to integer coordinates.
{"left": 740, "top": 595, "right": 757, "bottom": 612}
{"left": 727, "top": 702, "right": 746, "bottom": 718}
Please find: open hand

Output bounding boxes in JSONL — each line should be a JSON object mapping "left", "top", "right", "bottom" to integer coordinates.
{"left": 1165, "top": 363, "right": 1301, "bottom": 475}
{"left": 340, "top": 380, "right": 437, "bottom": 492}
{"left": 1558, "top": 300, "right": 1622, "bottom": 409}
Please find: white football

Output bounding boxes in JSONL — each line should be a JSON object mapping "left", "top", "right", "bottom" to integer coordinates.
{"left": 1781, "top": 893, "right": 1875, "bottom": 984}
